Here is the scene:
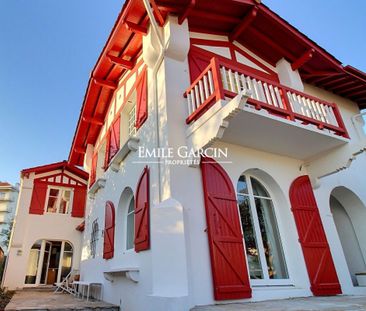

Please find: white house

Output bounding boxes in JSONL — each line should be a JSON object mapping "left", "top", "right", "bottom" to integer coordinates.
{"left": 65, "top": 0, "right": 366, "bottom": 310}
{"left": 4, "top": 0, "right": 366, "bottom": 310}
{"left": 2, "top": 161, "right": 88, "bottom": 289}
{"left": 0, "top": 182, "right": 19, "bottom": 255}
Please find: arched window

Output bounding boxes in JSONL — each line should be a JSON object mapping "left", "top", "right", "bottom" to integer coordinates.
{"left": 126, "top": 196, "right": 135, "bottom": 250}
{"left": 237, "top": 174, "right": 288, "bottom": 281}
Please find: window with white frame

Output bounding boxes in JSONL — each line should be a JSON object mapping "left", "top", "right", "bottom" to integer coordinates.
{"left": 90, "top": 219, "right": 99, "bottom": 258}
{"left": 126, "top": 196, "right": 135, "bottom": 250}
{"left": 46, "top": 187, "right": 72, "bottom": 214}
{"left": 128, "top": 103, "right": 136, "bottom": 137}
{"left": 237, "top": 175, "right": 288, "bottom": 281}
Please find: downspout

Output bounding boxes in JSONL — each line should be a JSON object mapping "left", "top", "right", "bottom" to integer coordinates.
{"left": 142, "top": 0, "right": 168, "bottom": 202}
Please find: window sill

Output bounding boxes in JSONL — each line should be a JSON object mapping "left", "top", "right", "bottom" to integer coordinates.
{"left": 103, "top": 266, "right": 140, "bottom": 283}
{"left": 88, "top": 178, "right": 106, "bottom": 197}
{"left": 110, "top": 136, "right": 140, "bottom": 172}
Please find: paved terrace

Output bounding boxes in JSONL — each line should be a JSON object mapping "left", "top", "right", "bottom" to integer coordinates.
{"left": 192, "top": 296, "right": 366, "bottom": 311}
{"left": 5, "top": 290, "right": 119, "bottom": 311}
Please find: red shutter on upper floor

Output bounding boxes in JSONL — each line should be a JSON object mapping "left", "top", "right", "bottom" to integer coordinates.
{"left": 29, "top": 182, "right": 48, "bottom": 215}
{"left": 90, "top": 153, "right": 98, "bottom": 186}
{"left": 109, "top": 116, "right": 120, "bottom": 160}
{"left": 188, "top": 48, "right": 211, "bottom": 82}
{"left": 289, "top": 175, "right": 342, "bottom": 296}
{"left": 200, "top": 156, "right": 252, "bottom": 300}
{"left": 71, "top": 187, "right": 87, "bottom": 218}
{"left": 134, "top": 166, "right": 150, "bottom": 252}
{"left": 103, "top": 201, "right": 115, "bottom": 260}
{"left": 135, "top": 69, "right": 148, "bottom": 129}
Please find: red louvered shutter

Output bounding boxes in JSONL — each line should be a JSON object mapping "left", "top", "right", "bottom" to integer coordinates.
{"left": 135, "top": 69, "right": 148, "bottom": 129}
{"left": 200, "top": 156, "right": 252, "bottom": 300}
{"left": 134, "top": 166, "right": 150, "bottom": 252}
{"left": 109, "top": 117, "right": 120, "bottom": 162}
{"left": 103, "top": 201, "right": 115, "bottom": 259}
{"left": 188, "top": 48, "right": 211, "bottom": 82}
{"left": 90, "top": 153, "right": 97, "bottom": 186}
{"left": 29, "top": 182, "right": 48, "bottom": 215}
{"left": 71, "top": 187, "right": 87, "bottom": 218}
{"left": 289, "top": 175, "right": 341, "bottom": 296}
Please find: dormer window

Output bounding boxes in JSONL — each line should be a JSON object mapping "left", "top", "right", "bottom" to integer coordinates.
{"left": 46, "top": 187, "right": 72, "bottom": 214}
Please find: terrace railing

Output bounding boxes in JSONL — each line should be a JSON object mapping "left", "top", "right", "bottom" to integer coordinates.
{"left": 184, "top": 57, "right": 348, "bottom": 138}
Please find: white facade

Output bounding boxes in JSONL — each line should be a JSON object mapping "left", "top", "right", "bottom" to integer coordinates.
{"left": 74, "top": 12, "right": 366, "bottom": 311}
{"left": 0, "top": 183, "right": 19, "bottom": 255}
{"left": 3, "top": 166, "right": 87, "bottom": 290}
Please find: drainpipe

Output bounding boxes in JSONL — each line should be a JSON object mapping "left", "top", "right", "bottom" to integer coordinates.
{"left": 142, "top": 0, "right": 168, "bottom": 202}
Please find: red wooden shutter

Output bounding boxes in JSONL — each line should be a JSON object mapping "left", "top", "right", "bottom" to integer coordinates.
{"left": 109, "top": 117, "right": 120, "bottom": 161}
{"left": 71, "top": 187, "right": 87, "bottom": 218}
{"left": 188, "top": 48, "right": 211, "bottom": 82}
{"left": 29, "top": 182, "right": 48, "bottom": 215}
{"left": 289, "top": 175, "right": 342, "bottom": 296}
{"left": 90, "top": 153, "right": 98, "bottom": 186}
{"left": 103, "top": 201, "right": 115, "bottom": 259}
{"left": 134, "top": 166, "right": 150, "bottom": 252}
{"left": 135, "top": 69, "right": 148, "bottom": 129}
{"left": 200, "top": 156, "right": 252, "bottom": 300}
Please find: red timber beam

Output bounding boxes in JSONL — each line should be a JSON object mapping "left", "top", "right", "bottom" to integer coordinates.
{"left": 178, "top": 0, "right": 196, "bottom": 25}
{"left": 82, "top": 116, "right": 104, "bottom": 126}
{"left": 291, "top": 48, "right": 315, "bottom": 71}
{"left": 74, "top": 148, "right": 86, "bottom": 155}
{"left": 93, "top": 78, "right": 117, "bottom": 90}
{"left": 301, "top": 71, "right": 341, "bottom": 79}
{"left": 331, "top": 80, "right": 359, "bottom": 93}
{"left": 229, "top": 6, "right": 258, "bottom": 42}
{"left": 189, "top": 10, "right": 242, "bottom": 24}
{"left": 107, "top": 52, "right": 135, "bottom": 70}
{"left": 125, "top": 21, "right": 148, "bottom": 35}
{"left": 150, "top": 0, "right": 165, "bottom": 26}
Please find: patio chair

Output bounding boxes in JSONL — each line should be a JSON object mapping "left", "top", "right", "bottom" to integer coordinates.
{"left": 54, "top": 269, "right": 80, "bottom": 295}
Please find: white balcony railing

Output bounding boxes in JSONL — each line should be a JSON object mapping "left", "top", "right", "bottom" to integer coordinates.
{"left": 184, "top": 57, "right": 348, "bottom": 138}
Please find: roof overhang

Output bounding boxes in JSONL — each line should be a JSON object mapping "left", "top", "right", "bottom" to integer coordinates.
{"left": 69, "top": 0, "right": 366, "bottom": 166}
{"left": 21, "top": 160, "right": 88, "bottom": 180}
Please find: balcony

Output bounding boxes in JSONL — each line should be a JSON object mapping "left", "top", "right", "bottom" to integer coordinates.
{"left": 184, "top": 57, "right": 349, "bottom": 160}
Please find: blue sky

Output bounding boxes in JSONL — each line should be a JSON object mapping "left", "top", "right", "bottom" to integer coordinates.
{"left": 0, "top": 1, "right": 365, "bottom": 184}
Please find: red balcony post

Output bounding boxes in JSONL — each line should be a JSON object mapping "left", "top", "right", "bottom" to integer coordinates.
{"left": 211, "top": 57, "right": 225, "bottom": 101}
{"left": 280, "top": 87, "right": 295, "bottom": 121}
{"left": 332, "top": 103, "right": 349, "bottom": 138}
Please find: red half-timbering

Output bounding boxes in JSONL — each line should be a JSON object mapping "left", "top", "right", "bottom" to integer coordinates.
{"left": 25, "top": 161, "right": 88, "bottom": 218}
{"left": 134, "top": 166, "right": 150, "bottom": 252}
{"left": 289, "top": 175, "right": 342, "bottom": 296}
{"left": 200, "top": 156, "right": 252, "bottom": 300}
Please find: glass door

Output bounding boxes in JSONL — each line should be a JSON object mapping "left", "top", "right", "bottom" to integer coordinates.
{"left": 40, "top": 241, "right": 52, "bottom": 285}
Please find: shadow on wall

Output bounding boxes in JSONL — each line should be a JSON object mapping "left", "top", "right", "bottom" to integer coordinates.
{"left": 330, "top": 186, "right": 366, "bottom": 286}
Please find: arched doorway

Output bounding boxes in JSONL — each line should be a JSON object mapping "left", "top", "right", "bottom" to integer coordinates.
{"left": 330, "top": 187, "right": 366, "bottom": 286}
{"left": 24, "top": 240, "right": 73, "bottom": 286}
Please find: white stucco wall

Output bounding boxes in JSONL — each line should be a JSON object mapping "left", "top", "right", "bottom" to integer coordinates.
{"left": 3, "top": 170, "right": 85, "bottom": 290}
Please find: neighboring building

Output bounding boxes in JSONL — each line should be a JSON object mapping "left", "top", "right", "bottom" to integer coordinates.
{"left": 65, "top": 0, "right": 366, "bottom": 310}
{"left": 0, "top": 182, "right": 19, "bottom": 256}
{"left": 2, "top": 161, "right": 88, "bottom": 289}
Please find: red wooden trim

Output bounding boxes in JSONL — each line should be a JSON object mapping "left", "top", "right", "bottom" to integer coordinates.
{"left": 184, "top": 63, "right": 212, "bottom": 96}
{"left": 93, "top": 78, "right": 117, "bottom": 90}
{"left": 190, "top": 45, "right": 277, "bottom": 83}
{"left": 178, "top": 0, "right": 196, "bottom": 25}
{"left": 186, "top": 94, "right": 216, "bottom": 124}
{"left": 229, "top": 6, "right": 258, "bottom": 42}
{"left": 291, "top": 49, "right": 315, "bottom": 71}
{"left": 150, "top": 0, "right": 165, "bottom": 26}
{"left": 74, "top": 148, "right": 86, "bottom": 154}
{"left": 211, "top": 57, "right": 225, "bottom": 101}
{"left": 331, "top": 104, "right": 349, "bottom": 138}
{"left": 189, "top": 9, "right": 241, "bottom": 24}
{"left": 82, "top": 116, "right": 104, "bottom": 126}
{"left": 107, "top": 53, "right": 134, "bottom": 70}
{"left": 125, "top": 21, "right": 148, "bottom": 36}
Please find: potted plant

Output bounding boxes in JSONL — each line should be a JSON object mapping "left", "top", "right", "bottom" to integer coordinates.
{"left": 356, "top": 272, "right": 366, "bottom": 286}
